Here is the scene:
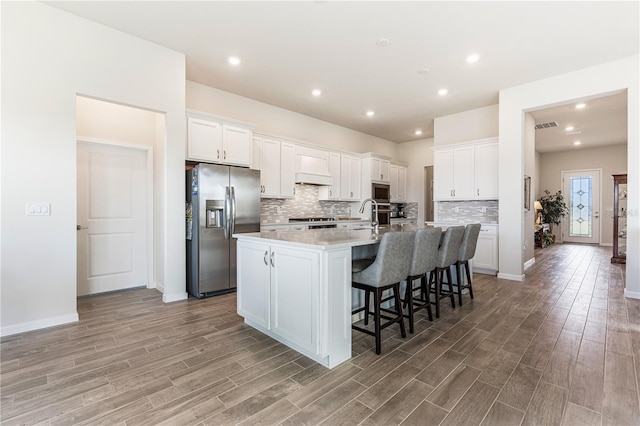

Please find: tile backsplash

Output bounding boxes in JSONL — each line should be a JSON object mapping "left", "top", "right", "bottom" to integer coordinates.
{"left": 436, "top": 200, "right": 499, "bottom": 224}
{"left": 261, "top": 184, "right": 353, "bottom": 224}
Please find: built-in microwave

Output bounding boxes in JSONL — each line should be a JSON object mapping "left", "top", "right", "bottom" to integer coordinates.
{"left": 372, "top": 183, "right": 390, "bottom": 203}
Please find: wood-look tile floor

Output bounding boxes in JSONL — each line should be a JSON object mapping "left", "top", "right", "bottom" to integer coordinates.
{"left": 2, "top": 244, "right": 639, "bottom": 425}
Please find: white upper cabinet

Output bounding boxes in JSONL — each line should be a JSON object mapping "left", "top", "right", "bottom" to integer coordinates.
{"left": 389, "top": 163, "right": 408, "bottom": 203}
{"left": 433, "top": 138, "right": 497, "bottom": 201}
{"left": 318, "top": 152, "right": 342, "bottom": 201}
{"left": 253, "top": 135, "right": 295, "bottom": 199}
{"left": 474, "top": 142, "right": 499, "bottom": 199}
{"left": 340, "top": 154, "right": 361, "bottom": 201}
{"left": 186, "top": 111, "right": 253, "bottom": 167}
{"left": 367, "top": 156, "right": 390, "bottom": 183}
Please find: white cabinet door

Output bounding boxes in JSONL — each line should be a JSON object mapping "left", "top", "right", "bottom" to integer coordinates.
{"left": 319, "top": 152, "right": 341, "bottom": 200}
{"left": 474, "top": 142, "right": 499, "bottom": 199}
{"left": 453, "top": 146, "right": 475, "bottom": 199}
{"left": 434, "top": 149, "right": 454, "bottom": 200}
{"left": 187, "top": 117, "right": 222, "bottom": 162}
{"left": 280, "top": 142, "right": 296, "bottom": 198}
{"left": 237, "top": 241, "right": 271, "bottom": 330}
{"left": 389, "top": 164, "right": 399, "bottom": 202}
{"left": 260, "top": 138, "right": 281, "bottom": 197}
{"left": 398, "top": 166, "right": 407, "bottom": 202}
{"left": 370, "top": 157, "right": 390, "bottom": 183}
{"left": 270, "top": 246, "right": 320, "bottom": 355}
{"left": 222, "top": 124, "right": 251, "bottom": 167}
{"left": 474, "top": 234, "right": 498, "bottom": 272}
{"left": 348, "top": 156, "right": 361, "bottom": 200}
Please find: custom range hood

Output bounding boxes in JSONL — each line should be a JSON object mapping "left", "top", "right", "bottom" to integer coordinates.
{"left": 294, "top": 145, "right": 332, "bottom": 186}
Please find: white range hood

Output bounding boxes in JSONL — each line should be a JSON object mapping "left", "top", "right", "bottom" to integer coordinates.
{"left": 295, "top": 145, "right": 332, "bottom": 186}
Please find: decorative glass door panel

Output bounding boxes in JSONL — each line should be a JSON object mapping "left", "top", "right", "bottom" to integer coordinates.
{"left": 612, "top": 174, "right": 627, "bottom": 263}
{"left": 563, "top": 170, "right": 600, "bottom": 244}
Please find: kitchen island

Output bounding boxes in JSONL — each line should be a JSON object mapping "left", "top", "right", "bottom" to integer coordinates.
{"left": 234, "top": 225, "right": 423, "bottom": 368}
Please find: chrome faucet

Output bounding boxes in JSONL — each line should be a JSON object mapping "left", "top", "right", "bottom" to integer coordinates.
{"left": 359, "top": 198, "right": 379, "bottom": 233}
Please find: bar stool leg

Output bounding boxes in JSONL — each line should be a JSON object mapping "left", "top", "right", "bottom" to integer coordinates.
{"left": 404, "top": 278, "right": 414, "bottom": 334}
{"left": 364, "top": 289, "right": 371, "bottom": 326}
{"left": 394, "top": 283, "right": 406, "bottom": 338}
{"left": 456, "top": 262, "right": 464, "bottom": 306}
{"left": 421, "top": 274, "right": 434, "bottom": 322}
{"left": 374, "top": 288, "right": 382, "bottom": 355}
{"left": 464, "top": 261, "right": 474, "bottom": 299}
{"left": 445, "top": 267, "right": 456, "bottom": 308}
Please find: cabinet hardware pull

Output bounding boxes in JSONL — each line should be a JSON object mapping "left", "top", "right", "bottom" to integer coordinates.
{"left": 477, "top": 188, "right": 480, "bottom": 196}
{"left": 223, "top": 150, "right": 226, "bottom": 159}
{"left": 264, "top": 250, "right": 268, "bottom": 265}
{"left": 217, "top": 149, "right": 220, "bottom": 159}
{"left": 329, "top": 189, "right": 332, "bottom": 197}
{"left": 270, "top": 252, "right": 275, "bottom": 267}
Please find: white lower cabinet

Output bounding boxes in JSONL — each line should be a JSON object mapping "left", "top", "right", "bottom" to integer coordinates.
{"left": 238, "top": 241, "right": 320, "bottom": 356}
{"left": 473, "top": 225, "right": 498, "bottom": 273}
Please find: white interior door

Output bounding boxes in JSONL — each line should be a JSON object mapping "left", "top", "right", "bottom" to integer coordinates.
{"left": 77, "top": 141, "right": 148, "bottom": 296}
{"left": 562, "top": 169, "right": 601, "bottom": 244}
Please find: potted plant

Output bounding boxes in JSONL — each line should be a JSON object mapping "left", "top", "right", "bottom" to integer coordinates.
{"left": 540, "top": 189, "right": 569, "bottom": 237}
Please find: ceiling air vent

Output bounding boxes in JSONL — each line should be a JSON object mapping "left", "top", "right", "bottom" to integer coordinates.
{"left": 535, "top": 121, "right": 559, "bottom": 130}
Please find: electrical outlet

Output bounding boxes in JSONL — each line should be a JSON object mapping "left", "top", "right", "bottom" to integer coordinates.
{"left": 481, "top": 206, "right": 487, "bottom": 213}
{"left": 276, "top": 206, "right": 282, "bottom": 214}
{"left": 454, "top": 207, "right": 459, "bottom": 213}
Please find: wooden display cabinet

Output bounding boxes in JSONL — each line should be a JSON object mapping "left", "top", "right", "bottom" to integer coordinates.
{"left": 611, "top": 174, "right": 627, "bottom": 264}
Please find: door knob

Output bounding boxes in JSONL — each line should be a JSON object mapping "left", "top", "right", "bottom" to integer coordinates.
{"left": 77, "top": 225, "right": 87, "bottom": 231}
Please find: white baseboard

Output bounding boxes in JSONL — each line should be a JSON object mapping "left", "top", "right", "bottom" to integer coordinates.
{"left": 624, "top": 289, "right": 640, "bottom": 300}
{"left": 163, "top": 291, "right": 188, "bottom": 303}
{"left": 599, "top": 243, "right": 613, "bottom": 247}
{"left": 524, "top": 258, "right": 536, "bottom": 269}
{"left": 497, "top": 272, "right": 525, "bottom": 282}
{"left": 0, "top": 313, "right": 79, "bottom": 337}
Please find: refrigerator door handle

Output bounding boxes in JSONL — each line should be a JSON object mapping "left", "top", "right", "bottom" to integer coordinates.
{"left": 224, "top": 186, "right": 231, "bottom": 240}
{"left": 230, "top": 186, "right": 236, "bottom": 236}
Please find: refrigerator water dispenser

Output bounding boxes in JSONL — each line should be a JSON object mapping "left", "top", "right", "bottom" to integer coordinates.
{"left": 205, "top": 200, "right": 224, "bottom": 228}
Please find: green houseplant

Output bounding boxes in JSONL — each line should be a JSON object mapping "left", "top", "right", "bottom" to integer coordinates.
{"left": 540, "top": 189, "right": 569, "bottom": 235}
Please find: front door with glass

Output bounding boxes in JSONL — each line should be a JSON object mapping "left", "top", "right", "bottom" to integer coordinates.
{"left": 562, "top": 169, "right": 601, "bottom": 244}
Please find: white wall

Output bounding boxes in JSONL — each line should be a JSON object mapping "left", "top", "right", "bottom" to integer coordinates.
{"left": 434, "top": 104, "right": 499, "bottom": 146}
{"left": 187, "top": 81, "right": 398, "bottom": 158}
{"left": 397, "top": 138, "right": 434, "bottom": 224}
{"left": 1, "top": 2, "right": 187, "bottom": 335}
{"left": 499, "top": 56, "right": 639, "bottom": 299}
{"left": 538, "top": 144, "right": 627, "bottom": 246}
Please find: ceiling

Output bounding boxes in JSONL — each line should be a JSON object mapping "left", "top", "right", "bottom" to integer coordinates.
{"left": 47, "top": 1, "right": 638, "bottom": 144}
{"left": 531, "top": 91, "right": 628, "bottom": 154}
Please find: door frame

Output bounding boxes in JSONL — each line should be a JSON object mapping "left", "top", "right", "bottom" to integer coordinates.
{"left": 77, "top": 136, "right": 155, "bottom": 293}
{"left": 561, "top": 168, "right": 602, "bottom": 245}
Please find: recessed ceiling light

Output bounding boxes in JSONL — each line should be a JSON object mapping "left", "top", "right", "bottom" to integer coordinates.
{"left": 376, "top": 38, "right": 390, "bottom": 47}
{"left": 418, "top": 67, "right": 430, "bottom": 74}
{"left": 438, "top": 88, "right": 448, "bottom": 96}
{"left": 565, "top": 125, "right": 574, "bottom": 131}
{"left": 312, "top": 89, "right": 322, "bottom": 97}
{"left": 466, "top": 54, "right": 480, "bottom": 63}
{"left": 415, "top": 130, "right": 423, "bottom": 136}
{"left": 575, "top": 103, "right": 586, "bottom": 109}
{"left": 574, "top": 141, "right": 582, "bottom": 145}
{"left": 366, "top": 110, "right": 375, "bottom": 117}
{"left": 228, "top": 56, "right": 241, "bottom": 66}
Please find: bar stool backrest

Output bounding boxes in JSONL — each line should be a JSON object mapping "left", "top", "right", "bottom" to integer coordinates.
{"left": 408, "top": 228, "right": 442, "bottom": 276}
{"left": 436, "top": 226, "right": 465, "bottom": 268}
{"left": 352, "top": 231, "right": 415, "bottom": 287}
{"left": 459, "top": 224, "right": 481, "bottom": 262}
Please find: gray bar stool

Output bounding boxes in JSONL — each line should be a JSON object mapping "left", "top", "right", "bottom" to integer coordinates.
{"left": 429, "top": 225, "right": 465, "bottom": 318}
{"left": 401, "top": 227, "right": 442, "bottom": 332}
{"left": 352, "top": 231, "right": 414, "bottom": 355}
{"left": 454, "top": 223, "right": 481, "bottom": 306}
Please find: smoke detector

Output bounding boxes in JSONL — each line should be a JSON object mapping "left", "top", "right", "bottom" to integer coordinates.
{"left": 535, "top": 121, "right": 559, "bottom": 130}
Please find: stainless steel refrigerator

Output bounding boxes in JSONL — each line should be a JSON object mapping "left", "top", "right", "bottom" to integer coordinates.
{"left": 186, "top": 164, "right": 261, "bottom": 298}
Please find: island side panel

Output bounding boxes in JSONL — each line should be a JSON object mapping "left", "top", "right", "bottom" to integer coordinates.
{"left": 321, "top": 248, "right": 352, "bottom": 368}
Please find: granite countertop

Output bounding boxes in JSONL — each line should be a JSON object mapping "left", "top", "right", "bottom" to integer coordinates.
{"left": 236, "top": 224, "right": 435, "bottom": 250}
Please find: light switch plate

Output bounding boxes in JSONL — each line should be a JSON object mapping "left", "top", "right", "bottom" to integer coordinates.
{"left": 26, "top": 203, "right": 51, "bottom": 216}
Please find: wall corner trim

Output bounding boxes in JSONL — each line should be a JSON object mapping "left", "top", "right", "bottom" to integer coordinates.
{"left": 0, "top": 313, "right": 79, "bottom": 337}
{"left": 497, "top": 272, "right": 525, "bottom": 282}
{"left": 524, "top": 258, "right": 536, "bottom": 269}
{"left": 163, "top": 292, "right": 189, "bottom": 303}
